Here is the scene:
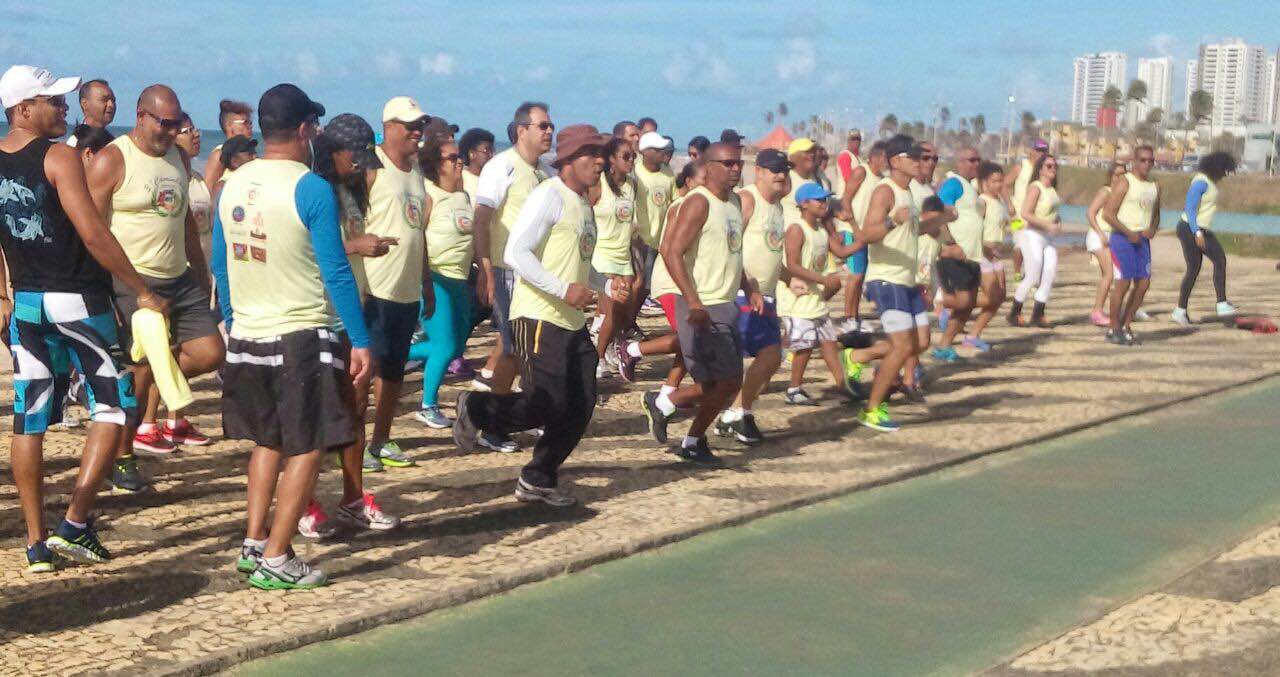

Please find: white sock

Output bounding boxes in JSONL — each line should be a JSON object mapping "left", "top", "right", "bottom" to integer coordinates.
{"left": 165, "top": 418, "right": 180, "bottom": 426}
{"left": 721, "top": 407, "right": 742, "bottom": 423}
{"left": 659, "top": 384, "right": 676, "bottom": 396}
{"left": 655, "top": 392, "right": 677, "bottom": 416}
{"left": 480, "top": 368, "right": 494, "bottom": 379}
{"left": 682, "top": 435, "right": 700, "bottom": 448}
{"left": 138, "top": 421, "right": 157, "bottom": 433}
{"left": 243, "top": 537, "right": 267, "bottom": 548}
{"left": 65, "top": 518, "right": 87, "bottom": 529}
{"left": 626, "top": 342, "right": 643, "bottom": 358}
{"left": 787, "top": 386, "right": 801, "bottom": 394}
{"left": 264, "top": 553, "right": 288, "bottom": 567}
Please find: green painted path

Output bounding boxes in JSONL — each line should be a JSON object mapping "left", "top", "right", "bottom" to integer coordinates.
{"left": 238, "top": 379, "right": 1280, "bottom": 677}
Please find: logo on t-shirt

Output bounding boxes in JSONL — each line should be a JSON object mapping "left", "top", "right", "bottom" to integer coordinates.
{"left": 651, "top": 188, "right": 669, "bottom": 208}
{"left": 0, "top": 177, "right": 48, "bottom": 242}
{"left": 578, "top": 214, "right": 598, "bottom": 260}
{"left": 231, "top": 206, "right": 245, "bottom": 223}
{"left": 726, "top": 214, "right": 743, "bottom": 254}
{"left": 614, "top": 198, "right": 634, "bottom": 224}
{"left": 149, "top": 176, "right": 185, "bottom": 218}
{"left": 404, "top": 195, "right": 424, "bottom": 228}
{"left": 250, "top": 245, "right": 267, "bottom": 262}
{"left": 764, "top": 214, "right": 785, "bottom": 252}
{"left": 454, "top": 210, "right": 473, "bottom": 234}
{"left": 232, "top": 242, "right": 248, "bottom": 261}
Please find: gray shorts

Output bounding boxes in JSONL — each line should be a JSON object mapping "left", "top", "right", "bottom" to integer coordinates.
{"left": 490, "top": 266, "right": 517, "bottom": 355}
{"left": 673, "top": 296, "right": 743, "bottom": 384}
{"left": 633, "top": 241, "right": 659, "bottom": 289}
{"left": 114, "top": 269, "right": 219, "bottom": 362}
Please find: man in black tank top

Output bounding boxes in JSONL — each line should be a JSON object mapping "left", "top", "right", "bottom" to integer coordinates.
{"left": 0, "top": 64, "right": 167, "bottom": 572}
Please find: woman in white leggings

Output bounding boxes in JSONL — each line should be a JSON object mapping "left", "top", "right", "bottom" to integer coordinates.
{"left": 1007, "top": 154, "right": 1061, "bottom": 327}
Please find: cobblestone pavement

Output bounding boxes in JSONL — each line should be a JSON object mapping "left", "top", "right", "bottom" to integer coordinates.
{"left": 993, "top": 523, "right": 1280, "bottom": 677}
{"left": 2, "top": 242, "right": 1278, "bottom": 676}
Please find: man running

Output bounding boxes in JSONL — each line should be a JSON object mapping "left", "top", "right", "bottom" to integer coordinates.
{"left": 836, "top": 141, "right": 886, "bottom": 331}
{"left": 0, "top": 64, "right": 168, "bottom": 571}
{"left": 471, "top": 102, "right": 554, "bottom": 453}
{"left": 835, "top": 129, "right": 863, "bottom": 205}
{"left": 631, "top": 130, "right": 677, "bottom": 322}
{"left": 87, "top": 85, "right": 225, "bottom": 490}
{"left": 211, "top": 83, "right": 373, "bottom": 589}
{"left": 933, "top": 147, "right": 984, "bottom": 358}
{"left": 714, "top": 148, "right": 789, "bottom": 443}
{"left": 644, "top": 142, "right": 758, "bottom": 463}
{"left": 453, "top": 124, "right": 626, "bottom": 507}
{"left": 360, "top": 96, "right": 432, "bottom": 469}
{"left": 67, "top": 79, "right": 115, "bottom": 147}
{"left": 1103, "top": 144, "right": 1160, "bottom": 345}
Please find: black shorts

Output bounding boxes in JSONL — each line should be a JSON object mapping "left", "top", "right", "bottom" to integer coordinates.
{"left": 673, "top": 296, "right": 744, "bottom": 384}
{"left": 936, "top": 258, "right": 981, "bottom": 294}
{"left": 363, "top": 295, "right": 419, "bottom": 382}
{"left": 114, "top": 269, "right": 219, "bottom": 362}
{"left": 221, "top": 327, "right": 356, "bottom": 456}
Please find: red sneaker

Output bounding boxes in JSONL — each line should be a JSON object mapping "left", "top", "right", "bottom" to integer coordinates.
{"left": 161, "top": 419, "right": 212, "bottom": 446}
{"left": 133, "top": 427, "right": 177, "bottom": 455}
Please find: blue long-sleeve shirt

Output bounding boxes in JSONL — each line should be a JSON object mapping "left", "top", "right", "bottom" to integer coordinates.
{"left": 937, "top": 176, "right": 965, "bottom": 206}
{"left": 210, "top": 172, "right": 371, "bottom": 348}
{"left": 1183, "top": 179, "right": 1209, "bottom": 234}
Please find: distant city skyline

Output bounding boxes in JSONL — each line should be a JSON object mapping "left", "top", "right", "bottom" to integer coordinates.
{"left": 3, "top": 1, "right": 1280, "bottom": 144}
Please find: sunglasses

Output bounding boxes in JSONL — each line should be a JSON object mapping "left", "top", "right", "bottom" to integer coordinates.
{"left": 177, "top": 126, "right": 197, "bottom": 135}
{"left": 709, "top": 159, "right": 744, "bottom": 169}
{"left": 920, "top": 154, "right": 938, "bottom": 162}
{"left": 523, "top": 121, "right": 555, "bottom": 132}
{"left": 618, "top": 153, "right": 635, "bottom": 162}
{"left": 142, "top": 108, "right": 187, "bottom": 131}
{"left": 32, "top": 95, "right": 68, "bottom": 108}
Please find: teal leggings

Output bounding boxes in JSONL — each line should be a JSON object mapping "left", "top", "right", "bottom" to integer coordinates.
{"left": 408, "top": 275, "right": 472, "bottom": 407}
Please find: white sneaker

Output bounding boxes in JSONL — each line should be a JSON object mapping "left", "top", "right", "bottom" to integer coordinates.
{"left": 336, "top": 492, "right": 400, "bottom": 530}
{"left": 297, "top": 501, "right": 338, "bottom": 539}
{"left": 1134, "top": 308, "right": 1153, "bottom": 322}
{"left": 1216, "top": 301, "right": 1238, "bottom": 317}
{"left": 1170, "top": 307, "right": 1191, "bottom": 326}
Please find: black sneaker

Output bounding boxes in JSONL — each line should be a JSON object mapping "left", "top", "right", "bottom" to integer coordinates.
{"left": 670, "top": 437, "right": 721, "bottom": 465}
{"left": 26, "top": 541, "right": 57, "bottom": 573}
{"left": 47, "top": 518, "right": 111, "bottom": 563}
{"left": 451, "top": 391, "right": 479, "bottom": 452}
{"left": 717, "top": 414, "right": 763, "bottom": 444}
{"left": 110, "top": 455, "right": 150, "bottom": 494}
{"left": 643, "top": 391, "right": 669, "bottom": 444}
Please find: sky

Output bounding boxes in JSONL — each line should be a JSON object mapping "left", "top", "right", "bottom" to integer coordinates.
{"left": 2, "top": 1, "right": 1278, "bottom": 145}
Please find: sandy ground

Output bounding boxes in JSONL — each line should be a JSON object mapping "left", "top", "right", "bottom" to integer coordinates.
{"left": 1, "top": 233, "right": 1278, "bottom": 675}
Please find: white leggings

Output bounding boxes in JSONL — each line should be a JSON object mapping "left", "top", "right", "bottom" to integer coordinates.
{"left": 1015, "top": 228, "right": 1058, "bottom": 304}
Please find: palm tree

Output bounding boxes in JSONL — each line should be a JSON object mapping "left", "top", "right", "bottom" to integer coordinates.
{"left": 1020, "top": 110, "right": 1037, "bottom": 138}
{"left": 1169, "top": 111, "right": 1188, "bottom": 130}
{"left": 764, "top": 110, "right": 775, "bottom": 125}
{"left": 1145, "top": 108, "right": 1164, "bottom": 126}
{"left": 879, "top": 113, "right": 899, "bottom": 139}
{"left": 1189, "top": 90, "right": 1213, "bottom": 124}
{"left": 1102, "top": 86, "right": 1123, "bottom": 111}
{"left": 1126, "top": 79, "right": 1148, "bottom": 104}
{"left": 972, "top": 114, "right": 986, "bottom": 138}
{"left": 778, "top": 102, "right": 789, "bottom": 118}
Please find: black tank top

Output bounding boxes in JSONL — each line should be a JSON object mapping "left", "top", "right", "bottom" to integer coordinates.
{"left": 0, "top": 137, "right": 110, "bottom": 294}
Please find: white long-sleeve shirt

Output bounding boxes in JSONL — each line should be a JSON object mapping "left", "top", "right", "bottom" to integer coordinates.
{"left": 504, "top": 178, "right": 610, "bottom": 299}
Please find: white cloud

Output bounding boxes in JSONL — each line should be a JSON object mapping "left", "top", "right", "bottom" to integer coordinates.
{"left": 663, "top": 41, "right": 734, "bottom": 91}
{"left": 1149, "top": 33, "right": 1178, "bottom": 57}
{"left": 419, "top": 52, "right": 455, "bottom": 77}
{"left": 526, "top": 65, "right": 550, "bottom": 82}
{"left": 1013, "top": 67, "right": 1054, "bottom": 112}
{"left": 295, "top": 51, "right": 320, "bottom": 82}
{"left": 775, "top": 38, "right": 816, "bottom": 80}
{"left": 375, "top": 50, "right": 406, "bottom": 77}
{"left": 112, "top": 44, "right": 130, "bottom": 61}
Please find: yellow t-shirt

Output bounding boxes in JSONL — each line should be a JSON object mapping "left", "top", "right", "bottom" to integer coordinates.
{"left": 866, "top": 181, "right": 920, "bottom": 287}
{"left": 1027, "top": 180, "right": 1061, "bottom": 223}
{"left": 218, "top": 159, "right": 334, "bottom": 338}
{"left": 1181, "top": 172, "right": 1218, "bottom": 230}
{"left": 1117, "top": 175, "right": 1156, "bottom": 232}
{"left": 425, "top": 181, "right": 474, "bottom": 281}
{"left": 944, "top": 172, "right": 984, "bottom": 261}
{"left": 107, "top": 135, "right": 189, "bottom": 279}
{"left": 591, "top": 172, "right": 636, "bottom": 276}
{"left": 484, "top": 148, "right": 550, "bottom": 269}
{"left": 979, "top": 194, "right": 1007, "bottom": 245}
{"left": 782, "top": 169, "right": 816, "bottom": 232}
{"left": 462, "top": 169, "right": 480, "bottom": 204}
{"left": 738, "top": 183, "right": 786, "bottom": 295}
{"left": 335, "top": 184, "right": 370, "bottom": 297}
{"left": 648, "top": 197, "right": 683, "bottom": 298}
{"left": 363, "top": 146, "right": 427, "bottom": 303}
{"left": 776, "top": 221, "right": 830, "bottom": 319}
{"left": 681, "top": 186, "right": 744, "bottom": 305}
{"left": 633, "top": 161, "right": 676, "bottom": 248}
{"left": 1093, "top": 186, "right": 1114, "bottom": 236}
{"left": 1011, "top": 157, "right": 1034, "bottom": 223}
{"left": 509, "top": 178, "right": 597, "bottom": 330}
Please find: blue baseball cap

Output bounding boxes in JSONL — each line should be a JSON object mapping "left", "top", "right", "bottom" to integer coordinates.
{"left": 795, "top": 182, "right": 832, "bottom": 204}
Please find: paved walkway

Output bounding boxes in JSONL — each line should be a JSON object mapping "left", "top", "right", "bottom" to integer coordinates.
{"left": 233, "top": 378, "right": 1280, "bottom": 677}
{"left": 1, "top": 243, "right": 1278, "bottom": 675}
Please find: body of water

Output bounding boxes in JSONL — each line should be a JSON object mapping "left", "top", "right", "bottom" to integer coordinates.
{"left": 1058, "top": 203, "right": 1280, "bottom": 237}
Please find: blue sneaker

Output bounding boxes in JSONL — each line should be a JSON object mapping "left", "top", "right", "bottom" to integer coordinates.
{"left": 47, "top": 518, "right": 111, "bottom": 563}
{"left": 930, "top": 347, "right": 959, "bottom": 363}
{"left": 962, "top": 336, "right": 992, "bottom": 352}
{"left": 26, "top": 541, "right": 57, "bottom": 573}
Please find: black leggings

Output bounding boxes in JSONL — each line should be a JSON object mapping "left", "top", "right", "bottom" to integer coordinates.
{"left": 1176, "top": 220, "right": 1227, "bottom": 308}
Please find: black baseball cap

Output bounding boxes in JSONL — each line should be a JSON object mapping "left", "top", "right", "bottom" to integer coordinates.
{"left": 258, "top": 83, "right": 325, "bottom": 134}
{"left": 755, "top": 148, "right": 791, "bottom": 173}
{"left": 719, "top": 128, "right": 745, "bottom": 145}
{"left": 323, "top": 113, "right": 381, "bottom": 171}
{"left": 424, "top": 116, "right": 459, "bottom": 139}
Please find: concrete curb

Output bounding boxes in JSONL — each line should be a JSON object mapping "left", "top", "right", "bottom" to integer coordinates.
{"left": 148, "top": 370, "right": 1280, "bottom": 677}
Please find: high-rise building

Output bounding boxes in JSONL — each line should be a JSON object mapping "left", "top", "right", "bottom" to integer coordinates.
{"left": 1185, "top": 59, "right": 1199, "bottom": 114}
{"left": 1071, "top": 51, "right": 1127, "bottom": 125}
{"left": 1197, "top": 38, "right": 1269, "bottom": 133}
{"left": 1266, "top": 53, "right": 1279, "bottom": 124}
{"left": 1137, "top": 57, "right": 1173, "bottom": 119}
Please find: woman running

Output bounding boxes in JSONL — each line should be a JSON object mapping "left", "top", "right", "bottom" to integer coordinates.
{"left": 965, "top": 161, "right": 1008, "bottom": 349}
{"left": 409, "top": 138, "right": 476, "bottom": 427}
{"left": 1008, "top": 154, "right": 1060, "bottom": 328}
{"left": 1173, "top": 152, "right": 1239, "bottom": 324}
{"left": 1085, "top": 161, "right": 1126, "bottom": 327}
{"left": 587, "top": 136, "right": 638, "bottom": 379}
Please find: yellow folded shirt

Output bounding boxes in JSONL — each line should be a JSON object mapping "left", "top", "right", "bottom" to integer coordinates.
{"left": 130, "top": 308, "right": 194, "bottom": 411}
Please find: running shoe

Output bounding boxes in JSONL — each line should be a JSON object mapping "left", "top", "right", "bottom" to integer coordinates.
{"left": 248, "top": 555, "right": 328, "bottom": 590}
{"left": 1134, "top": 308, "right": 1153, "bottom": 322}
{"left": 595, "top": 362, "right": 613, "bottom": 379}
{"left": 361, "top": 449, "right": 384, "bottom": 473}
{"left": 642, "top": 391, "right": 670, "bottom": 444}
{"left": 1171, "top": 308, "right": 1192, "bottom": 326}
{"left": 962, "top": 336, "right": 992, "bottom": 352}
{"left": 670, "top": 437, "right": 721, "bottom": 465}
{"left": 603, "top": 341, "right": 621, "bottom": 370}
{"left": 297, "top": 501, "right": 337, "bottom": 539}
{"left": 514, "top": 477, "right": 578, "bottom": 507}
{"left": 236, "top": 541, "right": 264, "bottom": 573}
{"left": 614, "top": 342, "right": 639, "bottom": 382}
{"left": 470, "top": 373, "right": 494, "bottom": 392}
{"left": 414, "top": 405, "right": 453, "bottom": 429}
{"left": 26, "top": 541, "right": 56, "bottom": 573}
{"left": 452, "top": 391, "right": 480, "bottom": 452}
{"left": 783, "top": 388, "right": 816, "bottom": 406}
{"left": 337, "top": 492, "right": 401, "bottom": 530}
{"left": 403, "top": 359, "right": 424, "bottom": 373}
{"left": 1123, "top": 328, "right": 1141, "bottom": 345}
{"left": 857, "top": 403, "right": 901, "bottom": 432}
{"left": 368, "top": 441, "right": 414, "bottom": 468}
{"left": 1089, "top": 310, "right": 1111, "bottom": 327}
{"left": 840, "top": 349, "right": 866, "bottom": 383}
{"left": 715, "top": 413, "right": 763, "bottom": 444}
{"left": 47, "top": 518, "right": 111, "bottom": 563}
{"left": 1105, "top": 329, "right": 1126, "bottom": 345}
{"left": 639, "top": 298, "right": 665, "bottom": 317}
{"left": 930, "top": 347, "right": 959, "bottom": 363}
{"left": 474, "top": 431, "right": 515, "bottom": 453}
{"left": 110, "top": 455, "right": 150, "bottom": 494}
{"left": 1216, "top": 301, "right": 1239, "bottom": 317}
{"left": 51, "top": 410, "right": 81, "bottom": 430}
{"left": 447, "top": 357, "right": 476, "bottom": 379}
{"left": 161, "top": 418, "right": 212, "bottom": 446}
{"left": 132, "top": 426, "right": 177, "bottom": 455}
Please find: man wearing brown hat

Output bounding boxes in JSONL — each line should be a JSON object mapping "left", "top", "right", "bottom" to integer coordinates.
{"left": 453, "top": 124, "right": 628, "bottom": 507}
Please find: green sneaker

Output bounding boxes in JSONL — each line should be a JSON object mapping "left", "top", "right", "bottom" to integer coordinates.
{"left": 248, "top": 555, "right": 328, "bottom": 590}
{"left": 47, "top": 518, "right": 111, "bottom": 563}
{"left": 369, "top": 441, "right": 414, "bottom": 468}
{"left": 236, "top": 541, "right": 264, "bottom": 574}
{"left": 857, "top": 403, "right": 901, "bottom": 432}
{"left": 26, "top": 541, "right": 57, "bottom": 573}
{"left": 840, "top": 349, "right": 865, "bottom": 382}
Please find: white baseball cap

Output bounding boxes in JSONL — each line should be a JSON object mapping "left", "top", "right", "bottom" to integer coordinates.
{"left": 0, "top": 65, "right": 80, "bottom": 109}
{"left": 638, "top": 131, "right": 668, "bottom": 151}
{"left": 382, "top": 96, "right": 429, "bottom": 124}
